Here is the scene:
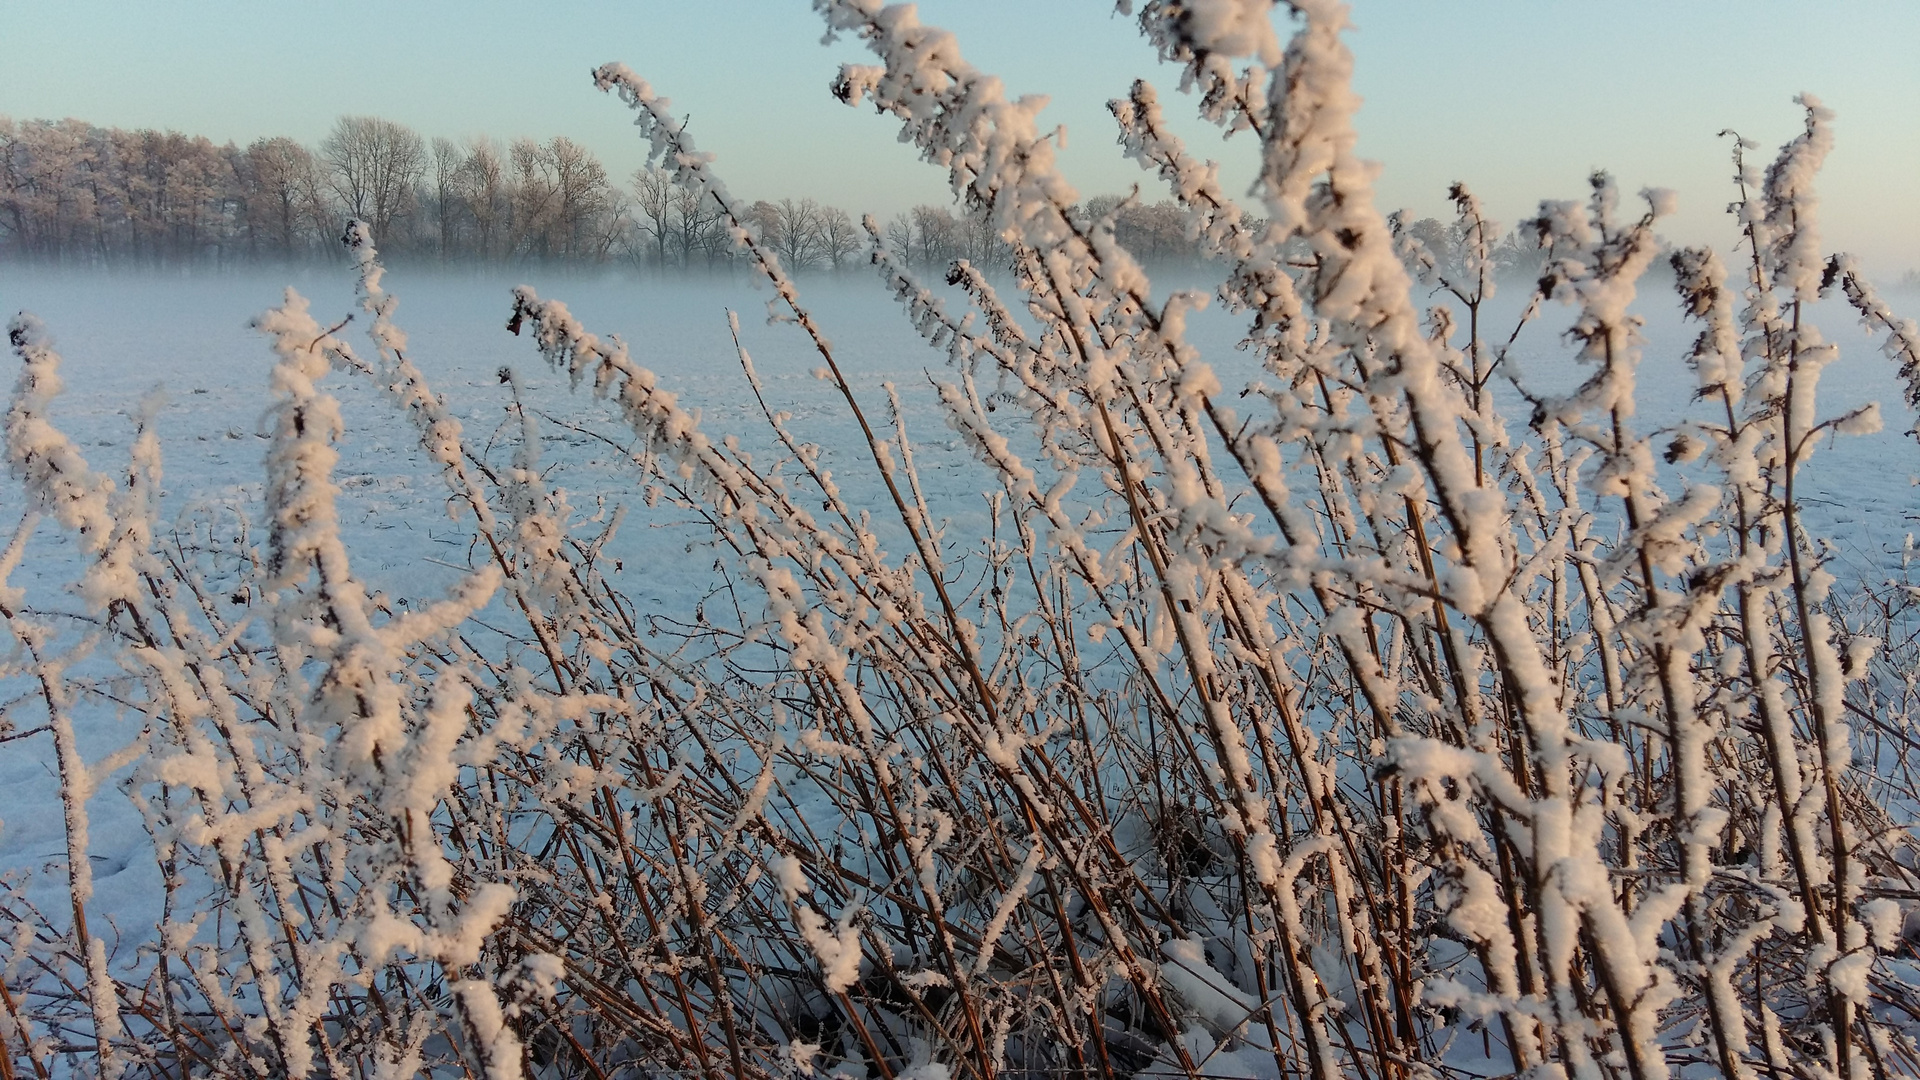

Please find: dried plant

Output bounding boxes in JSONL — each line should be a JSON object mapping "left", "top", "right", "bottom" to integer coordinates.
{"left": 4, "top": 3, "right": 1919, "bottom": 1079}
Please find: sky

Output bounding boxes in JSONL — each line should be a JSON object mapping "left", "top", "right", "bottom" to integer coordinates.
{"left": 3, "top": 0, "right": 1916, "bottom": 275}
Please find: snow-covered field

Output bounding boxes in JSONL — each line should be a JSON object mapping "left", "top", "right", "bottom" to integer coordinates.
{"left": 2, "top": 257, "right": 1917, "bottom": 1075}
{"left": 3, "top": 262, "right": 1915, "bottom": 936}
{"left": 0, "top": 267, "right": 932, "bottom": 922}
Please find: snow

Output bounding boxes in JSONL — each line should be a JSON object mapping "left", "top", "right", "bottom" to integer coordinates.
{"left": 1160, "top": 934, "right": 1260, "bottom": 1035}
{"left": 3, "top": 234, "right": 1914, "bottom": 1078}
{"left": 2, "top": 6, "right": 1918, "bottom": 1075}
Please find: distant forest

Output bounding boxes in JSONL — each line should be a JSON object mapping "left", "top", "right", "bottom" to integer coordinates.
{"left": 0, "top": 113, "right": 1206, "bottom": 273}
{"left": 0, "top": 113, "right": 1585, "bottom": 279}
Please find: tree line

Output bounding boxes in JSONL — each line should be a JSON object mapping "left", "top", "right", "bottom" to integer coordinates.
{"left": 0, "top": 111, "right": 1589, "bottom": 282}
{"left": 0, "top": 113, "right": 1235, "bottom": 273}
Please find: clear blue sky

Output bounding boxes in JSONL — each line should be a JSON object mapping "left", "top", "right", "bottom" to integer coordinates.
{"left": 3, "top": 1, "right": 1915, "bottom": 274}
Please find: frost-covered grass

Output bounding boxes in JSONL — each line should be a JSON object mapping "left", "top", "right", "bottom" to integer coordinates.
{"left": 5, "top": 2, "right": 1920, "bottom": 1079}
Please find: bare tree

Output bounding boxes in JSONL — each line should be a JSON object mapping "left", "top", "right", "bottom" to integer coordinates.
{"left": 321, "top": 115, "right": 425, "bottom": 246}
{"left": 745, "top": 199, "right": 781, "bottom": 255}
{"left": 819, "top": 204, "right": 860, "bottom": 270}
{"left": 459, "top": 138, "right": 505, "bottom": 259}
{"left": 507, "top": 137, "right": 558, "bottom": 259}
{"left": 909, "top": 203, "right": 959, "bottom": 269}
{"left": 111, "top": 128, "right": 237, "bottom": 265}
{"left": 956, "top": 202, "right": 1012, "bottom": 269}
{"left": 243, "top": 137, "right": 323, "bottom": 260}
{"left": 546, "top": 136, "right": 616, "bottom": 261}
{"left": 429, "top": 136, "right": 463, "bottom": 260}
{"left": 629, "top": 165, "right": 673, "bottom": 268}
{"left": 162, "top": 137, "right": 231, "bottom": 258}
{"left": 1, "top": 119, "right": 103, "bottom": 261}
{"left": 0, "top": 116, "right": 20, "bottom": 250}
{"left": 769, "top": 197, "right": 826, "bottom": 271}
{"left": 672, "top": 183, "right": 724, "bottom": 268}
{"left": 883, "top": 211, "right": 914, "bottom": 268}
{"left": 1079, "top": 194, "right": 1197, "bottom": 265}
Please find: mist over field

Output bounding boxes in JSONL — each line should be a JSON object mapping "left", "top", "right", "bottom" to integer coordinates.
{"left": 4, "top": 4, "right": 1920, "bottom": 1080}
